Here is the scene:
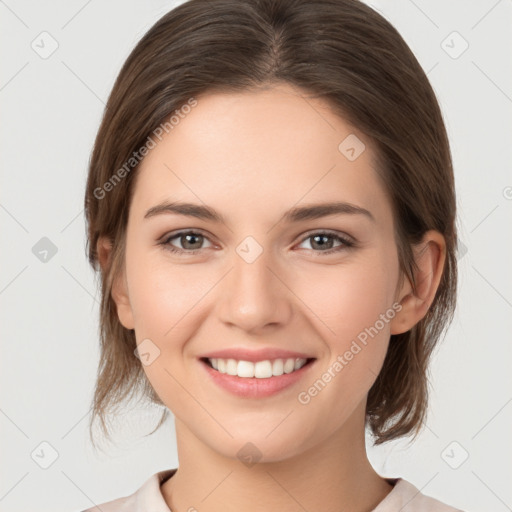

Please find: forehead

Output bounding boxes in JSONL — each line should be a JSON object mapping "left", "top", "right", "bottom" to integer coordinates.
{"left": 132, "top": 84, "right": 392, "bottom": 228}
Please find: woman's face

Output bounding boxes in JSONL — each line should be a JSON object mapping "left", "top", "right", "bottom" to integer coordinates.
{"left": 114, "top": 83, "right": 405, "bottom": 461}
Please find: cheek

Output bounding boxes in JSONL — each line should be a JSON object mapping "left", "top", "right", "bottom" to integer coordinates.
{"left": 125, "top": 249, "right": 211, "bottom": 410}
{"left": 292, "top": 289, "right": 392, "bottom": 428}
{"left": 126, "top": 247, "right": 209, "bottom": 338}
{"left": 292, "top": 252, "right": 399, "bottom": 401}
{"left": 294, "top": 257, "right": 398, "bottom": 347}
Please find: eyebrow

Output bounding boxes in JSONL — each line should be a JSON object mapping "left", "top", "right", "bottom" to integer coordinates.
{"left": 144, "top": 200, "right": 375, "bottom": 224}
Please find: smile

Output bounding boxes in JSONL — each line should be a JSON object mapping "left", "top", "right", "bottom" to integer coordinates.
{"left": 199, "top": 357, "right": 316, "bottom": 398}
{"left": 204, "top": 357, "right": 311, "bottom": 378}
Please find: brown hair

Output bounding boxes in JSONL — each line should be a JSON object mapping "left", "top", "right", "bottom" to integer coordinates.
{"left": 84, "top": 0, "right": 457, "bottom": 449}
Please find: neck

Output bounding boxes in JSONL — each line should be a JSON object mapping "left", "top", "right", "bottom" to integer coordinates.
{"left": 161, "top": 404, "right": 393, "bottom": 512}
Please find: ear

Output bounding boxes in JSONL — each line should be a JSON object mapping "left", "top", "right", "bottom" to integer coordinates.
{"left": 97, "top": 236, "right": 135, "bottom": 330}
{"left": 390, "top": 230, "right": 446, "bottom": 335}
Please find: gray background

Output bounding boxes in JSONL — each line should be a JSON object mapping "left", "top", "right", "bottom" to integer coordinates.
{"left": 1, "top": 1, "right": 511, "bottom": 511}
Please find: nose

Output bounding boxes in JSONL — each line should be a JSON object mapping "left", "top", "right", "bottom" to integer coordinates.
{"left": 217, "top": 245, "right": 293, "bottom": 334}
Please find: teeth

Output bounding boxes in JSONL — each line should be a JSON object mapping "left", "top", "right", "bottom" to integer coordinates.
{"left": 284, "top": 358, "right": 295, "bottom": 374}
{"left": 226, "top": 359, "right": 238, "bottom": 375}
{"left": 272, "top": 359, "right": 284, "bottom": 376}
{"left": 208, "top": 357, "right": 308, "bottom": 378}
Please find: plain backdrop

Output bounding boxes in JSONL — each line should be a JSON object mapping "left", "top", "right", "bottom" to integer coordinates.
{"left": 1, "top": 1, "right": 511, "bottom": 511}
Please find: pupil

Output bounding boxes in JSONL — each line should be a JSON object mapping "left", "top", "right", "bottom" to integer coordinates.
{"left": 183, "top": 234, "right": 202, "bottom": 249}
{"left": 312, "top": 235, "right": 332, "bottom": 250}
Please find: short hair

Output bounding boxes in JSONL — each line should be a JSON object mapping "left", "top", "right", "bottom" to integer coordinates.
{"left": 84, "top": 0, "right": 458, "bottom": 449}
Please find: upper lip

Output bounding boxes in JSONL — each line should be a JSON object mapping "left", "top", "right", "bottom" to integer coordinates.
{"left": 200, "top": 347, "right": 315, "bottom": 363}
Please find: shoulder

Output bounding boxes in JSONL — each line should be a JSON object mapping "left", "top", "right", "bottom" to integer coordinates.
{"left": 77, "top": 468, "right": 177, "bottom": 512}
{"left": 372, "top": 478, "right": 464, "bottom": 512}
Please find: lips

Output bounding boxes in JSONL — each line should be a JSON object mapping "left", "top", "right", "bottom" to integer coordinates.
{"left": 197, "top": 347, "right": 317, "bottom": 398}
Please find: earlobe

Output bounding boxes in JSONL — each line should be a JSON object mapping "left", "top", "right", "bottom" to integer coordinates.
{"left": 96, "top": 236, "right": 135, "bottom": 330}
{"left": 390, "top": 230, "right": 446, "bottom": 335}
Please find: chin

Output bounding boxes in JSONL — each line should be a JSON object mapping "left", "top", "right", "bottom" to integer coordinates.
{"left": 201, "top": 428, "right": 310, "bottom": 465}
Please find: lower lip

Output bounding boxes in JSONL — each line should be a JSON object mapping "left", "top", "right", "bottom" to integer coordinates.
{"left": 199, "top": 358, "right": 315, "bottom": 398}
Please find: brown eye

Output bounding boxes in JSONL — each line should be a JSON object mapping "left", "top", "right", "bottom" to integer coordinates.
{"left": 297, "top": 231, "right": 354, "bottom": 254}
{"left": 162, "top": 230, "right": 213, "bottom": 254}
{"left": 178, "top": 233, "right": 204, "bottom": 250}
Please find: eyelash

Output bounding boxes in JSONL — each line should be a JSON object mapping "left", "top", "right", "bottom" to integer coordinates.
{"left": 159, "top": 229, "right": 355, "bottom": 256}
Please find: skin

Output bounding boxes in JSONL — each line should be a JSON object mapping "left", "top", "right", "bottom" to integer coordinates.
{"left": 99, "top": 82, "right": 446, "bottom": 512}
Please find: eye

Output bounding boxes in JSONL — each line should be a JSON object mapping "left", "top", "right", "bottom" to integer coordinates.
{"left": 160, "top": 230, "right": 214, "bottom": 255}
{"left": 296, "top": 231, "right": 355, "bottom": 255}
{"left": 159, "top": 229, "right": 355, "bottom": 256}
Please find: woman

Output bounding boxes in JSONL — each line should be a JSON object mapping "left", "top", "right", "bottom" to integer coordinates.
{"left": 81, "top": 0, "right": 463, "bottom": 510}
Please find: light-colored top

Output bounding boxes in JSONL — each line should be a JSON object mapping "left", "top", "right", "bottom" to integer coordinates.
{"left": 79, "top": 469, "right": 464, "bottom": 512}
